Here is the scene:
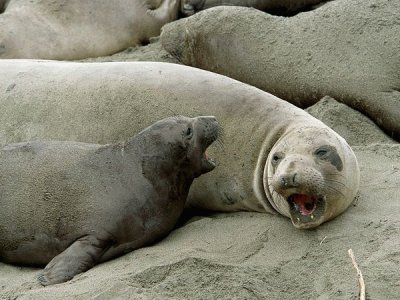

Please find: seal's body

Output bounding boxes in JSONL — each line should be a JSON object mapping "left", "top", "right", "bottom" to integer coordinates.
{"left": 0, "top": 0, "right": 179, "bottom": 59}
{"left": 162, "top": 1, "right": 400, "bottom": 140}
{"left": 0, "top": 115, "right": 220, "bottom": 285}
{"left": 0, "top": 60, "right": 359, "bottom": 229}
{"left": 180, "top": 0, "right": 326, "bottom": 16}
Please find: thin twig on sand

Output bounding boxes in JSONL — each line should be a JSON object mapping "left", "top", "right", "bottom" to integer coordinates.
{"left": 348, "top": 249, "right": 366, "bottom": 300}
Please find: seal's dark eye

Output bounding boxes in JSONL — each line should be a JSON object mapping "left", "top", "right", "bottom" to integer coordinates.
{"left": 271, "top": 152, "right": 284, "bottom": 166}
{"left": 315, "top": 147, "right": 329, "bottom": 158}
{"left": 185, "top": 127, "right": 193, "bottom": 139}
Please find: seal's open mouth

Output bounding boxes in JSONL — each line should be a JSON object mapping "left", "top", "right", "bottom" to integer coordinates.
{"left": 287, "top": 194, "right": 326, "bottom": 227}
{"left": 201, "top": 150, "right": 216, "bottom": 173}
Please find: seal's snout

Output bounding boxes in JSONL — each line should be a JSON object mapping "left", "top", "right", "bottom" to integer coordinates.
{"left": 269, "top": 153, "right": 328, "bottom": 229}
{"left": 193, "top": 115, "right": 221, "bottom": 174}
{"left": 197, "top": 115, "right": 221, "bottom": 145}
{"left": 279, "top": 173, "right": 298, "bottom": 188}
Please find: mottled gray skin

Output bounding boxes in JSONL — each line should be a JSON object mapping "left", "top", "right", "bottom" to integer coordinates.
{"left": 0, "top": 0, "right": 179, "bottom": 59}
{"left": 181, "top": 0, "right": 326, "bottom": 16}
{"left": 162, "top": 0, "right": 400, "bottom": 140}
{"left": 0, "top": 60, "right": 359, "bottom": 229}
{"left": 0, "top": 115, "right": 220, "bottom": 285}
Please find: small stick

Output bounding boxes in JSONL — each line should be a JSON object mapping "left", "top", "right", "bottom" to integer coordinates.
{"left": 348, "top": 249, "right": 366, "bottom": 300}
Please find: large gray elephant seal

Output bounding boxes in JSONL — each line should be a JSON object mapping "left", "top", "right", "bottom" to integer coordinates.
{"left": 162, "top": 0, "right": 400, "bottom": 140}
{"left": 180, "top": 0, "right": 326, "bottom": 16}
{"left": 0, "top": 60, "right": 360, "bottom": 229}
{"left": 0, "top": 115, "right": 220, "bottom": 285}
{"left": 0, "top": 0, "right": 179, "bottom": 59}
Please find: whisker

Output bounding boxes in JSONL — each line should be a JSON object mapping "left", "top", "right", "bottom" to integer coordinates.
{"left": 324, "top": 178, "right": 346, "bottom": 187}
{"left": 325, "top": 185, "right": 346, "bottom": 198}
{"left": 324, "top": 172, "right": 346, "bottom": 178}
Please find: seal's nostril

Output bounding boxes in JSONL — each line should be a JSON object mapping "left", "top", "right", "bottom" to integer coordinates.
{"left": 280, "top": 174, "right": 297, "bottom": 187}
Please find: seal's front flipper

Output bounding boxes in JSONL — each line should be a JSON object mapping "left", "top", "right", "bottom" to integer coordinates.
{"left": 38, "top": 235, "right": 107, "bottom": 286}
{"left": 147, "top": 0, "right": 179, "bottom": 24}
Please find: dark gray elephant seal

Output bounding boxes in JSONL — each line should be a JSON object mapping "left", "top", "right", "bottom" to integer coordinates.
{"left": 162, "top": 0, "right": 400, "bottom": 140}
{"left": 0, "top": 0, "right": 179, "bottom": 59}
{"left": 180, "top": 0, "right": 326, "bottom": 16}
{"left": 0, "top": 60, "right": 359, "bottom": 229}
{"left": 0, "top": 115, "right": 220, "bottom": 286}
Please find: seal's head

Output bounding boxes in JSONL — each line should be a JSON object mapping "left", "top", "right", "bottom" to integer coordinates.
{"left": 265, "top": 126, "right": 360, "bottom": 229}
{"left": 138, "top": 115, "right": 221, "bottom": 180}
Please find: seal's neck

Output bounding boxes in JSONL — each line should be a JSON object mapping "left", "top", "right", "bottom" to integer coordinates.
{"left": 123, "top": 130, "right": 195, "bottom": 206}
{"left": 252, "top": 125, "right": 295, "bottom": 215}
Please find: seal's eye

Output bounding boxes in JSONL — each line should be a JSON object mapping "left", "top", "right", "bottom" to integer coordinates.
{"left": 185, "top": 127, "right": 193, "bottom": 139}
{"left": 314, "top": 147, "right": 329, "bottom": 159}
{"left": 271, "top": 152, "right": 284, "bottom": 166}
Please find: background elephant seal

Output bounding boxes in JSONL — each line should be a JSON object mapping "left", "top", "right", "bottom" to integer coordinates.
{"left": 0, "top": 115, "right": 220, "bottom": 285}
{"left": 180, "top": 0, "right": 327, "bottom": 16}
{"left": 0, "top": 0, "right": 179, "bottom": 59}
{"left": 0, "top": 60, "right": 359, "bottom": 229}
{"left": 162, "top": 0, "right": 400, "bottom": 140}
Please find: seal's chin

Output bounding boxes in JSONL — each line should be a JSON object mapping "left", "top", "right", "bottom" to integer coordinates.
{"left": 287, "top": 194, "right": 326, "bottom": 229}
{"left": 201, "top": 151, "right": 216, "bottom": 173}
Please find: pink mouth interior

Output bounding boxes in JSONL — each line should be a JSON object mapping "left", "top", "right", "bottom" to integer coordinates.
{"left": 204, "top": 151, "right": 208, "bottom": 159}
{"left": 293, "top": 194, "right": 317, "bottom": 216}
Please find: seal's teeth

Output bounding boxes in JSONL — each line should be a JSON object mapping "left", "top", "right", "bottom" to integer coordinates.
{"left": 208, "top": 158, "right": 216, "bottom": 167}
{"left": 297, "top": 217, "right": 300, "bottom": 222}
{"left": 311, "top": 214, "right": 314, "bottom": 220}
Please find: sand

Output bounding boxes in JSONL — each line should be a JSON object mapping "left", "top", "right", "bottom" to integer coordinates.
{"left": 1, "top": 7, "right": 400, "bottom": 300}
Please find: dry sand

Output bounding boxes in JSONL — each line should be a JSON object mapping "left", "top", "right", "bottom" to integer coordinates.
{"left": 1, "top": 11, "right": 400, "bottom": 300}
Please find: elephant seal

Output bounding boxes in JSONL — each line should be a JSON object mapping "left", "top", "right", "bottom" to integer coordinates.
{"left": 0, "top": 0, "right": 179, "bottom": 59}
{"left": 161, "top": 0, "right": 400, "bottom": 140}
{"left": 0, "top": 60, "right": 360, "bottom": 229}
{"left": 0, "top": 115, "right": 220, "bottom": 285}
{"left": 180, "top": 0, "right": 327, "bottom": 16}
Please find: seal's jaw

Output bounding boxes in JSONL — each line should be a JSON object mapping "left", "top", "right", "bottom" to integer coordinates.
{"left": 287, "top": 194, "right": 327, "bottom": 229}
{"left": 192, "top": 115, "right": 221, "bottom": 175}
{"left": 200, "top": 150, "right": 216, "bottom": 173}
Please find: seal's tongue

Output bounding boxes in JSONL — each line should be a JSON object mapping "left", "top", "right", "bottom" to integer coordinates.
{"left": 292, "top": 194, "right": 317, "bottom": 216}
